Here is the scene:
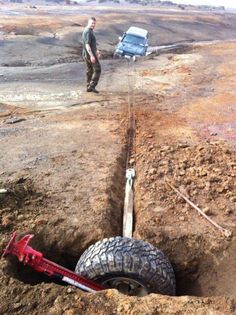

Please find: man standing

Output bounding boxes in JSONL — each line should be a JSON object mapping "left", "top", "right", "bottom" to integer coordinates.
{"left": 82, "top": 17, "right": 101, "bottom": 94}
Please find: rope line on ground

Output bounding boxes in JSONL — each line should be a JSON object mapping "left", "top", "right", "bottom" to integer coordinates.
{"left": 125, "top": 59, "right": 136, "bottom": 169}
{"left": 123, "top": 58, "right": 137, "bottom": 238}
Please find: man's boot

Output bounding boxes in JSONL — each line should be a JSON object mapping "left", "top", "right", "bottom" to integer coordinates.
{"left": 87, "top": 85, "right": 99, "bottom": 93}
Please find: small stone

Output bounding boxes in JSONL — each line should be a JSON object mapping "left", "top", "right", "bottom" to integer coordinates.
{"left": 182, "top": 207, "right": 188, "bottom": 214}
{"left": 198, "top": 168, "right": 207, "bottom": 177}
{"left": 205, "top": 181, "right": 211, "bottom": 191}
{"left": 230, "top": 196, "right": 236, "bottom": 202}
{"left": 35, "top": 219, "right": 47, "bottom": 225}
{"left": 203, "top": 207, "right": 212, "bottom": 215}
{"left": 197, "top": 182, "right": 205, "bottom": 189}
{"left": 129, "top": 158, "right": 135, "bottom": 165}
{"left": 149, "top": 168, "right": 157, "bottom": 175}
{"left": 2, "top": 215, "right": 12, "bottom": 227}
{"left": 184, "top": 178, "right": 192, "bottom": 185}
{"left": 224, "top": 209, "right": 232, "bottom": 215}
{"left": 160, "top": 145, "right": 170, "bottom": 152}
{"left": 214, "top": 168, "right": 222, "bottom": 174}
{"left": 209, "top": 176, "right": 221, "bottom": 183}
{"left": 217, "top": 185, "right": 228, "bottom": 193}
{"left": 13, "top": 303, "right": 22, "bottom": 310}
{"left": 179, "top": 216, "right": 185, "bottom": 221}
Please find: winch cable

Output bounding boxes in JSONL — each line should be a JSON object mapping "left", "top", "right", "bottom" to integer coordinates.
{"left": 123, "top": 58, "right": 137, "bottom": 238}
{"left": 126, "top": 58, "right": 137, "bottom": 168}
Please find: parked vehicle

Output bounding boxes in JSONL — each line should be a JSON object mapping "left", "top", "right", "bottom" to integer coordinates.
{"left": 114, "top": 26, "right": 149, "bottom": 59}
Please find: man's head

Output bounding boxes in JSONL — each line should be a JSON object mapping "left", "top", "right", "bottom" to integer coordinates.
{"left": 87, "top": 17, "right": 96, "bottom": 30}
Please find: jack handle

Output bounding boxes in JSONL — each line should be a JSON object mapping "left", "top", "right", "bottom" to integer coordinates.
{"left": 3, "top": 232, "right": 43, "bottom": 266}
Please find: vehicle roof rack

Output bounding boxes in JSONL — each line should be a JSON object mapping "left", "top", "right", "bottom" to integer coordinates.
{"left": 126, "top": 27, "right": 148, "bottom": 38}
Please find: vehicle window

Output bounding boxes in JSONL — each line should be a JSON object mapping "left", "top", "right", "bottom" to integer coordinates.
{"left": 123, "top": 34, "right": 145, "bottom": 45}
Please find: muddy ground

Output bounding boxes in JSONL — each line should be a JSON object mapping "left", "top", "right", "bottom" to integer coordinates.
{"left": 0, "top": 3, "right": 236, "bottom": 315}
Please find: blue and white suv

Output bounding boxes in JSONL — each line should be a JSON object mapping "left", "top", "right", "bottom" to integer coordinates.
{"left": 114, "top": 26, "right": 149, "bottom": 59}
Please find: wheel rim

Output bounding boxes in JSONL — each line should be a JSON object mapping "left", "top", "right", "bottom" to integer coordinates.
{"left": 101, "top": 276, "right": 149, "bottom": 297}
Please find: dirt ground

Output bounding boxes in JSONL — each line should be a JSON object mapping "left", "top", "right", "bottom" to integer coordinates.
{"left": 0, "top": 3, "right": 236, "bottom": 315}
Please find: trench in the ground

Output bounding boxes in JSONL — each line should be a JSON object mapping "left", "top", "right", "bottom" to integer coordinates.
{"left": 4, "top": 158, "right": 235, "bottom": 297}
{"left": 2, "top": 58, "right": 235, "bottom": 298}
{"left": 2, "top": 131, "right": 235, "bottom": 298}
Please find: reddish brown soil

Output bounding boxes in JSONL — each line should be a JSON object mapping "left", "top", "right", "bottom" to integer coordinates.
{"left": 0, "top": 4, "right": 236, "bottom": 315}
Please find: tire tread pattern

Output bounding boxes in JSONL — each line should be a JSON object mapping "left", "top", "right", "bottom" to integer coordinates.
{"left": 75, "top": 236, "right": 175, "bottom": 295}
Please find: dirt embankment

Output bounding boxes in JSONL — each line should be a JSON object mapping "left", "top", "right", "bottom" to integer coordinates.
{"left": 0, "top": 4, "right": 236, "bottom": 315}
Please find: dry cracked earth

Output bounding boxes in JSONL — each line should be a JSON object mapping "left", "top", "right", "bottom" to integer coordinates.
{"left": 0, "top": 3, "right": 236, "bottom": 315}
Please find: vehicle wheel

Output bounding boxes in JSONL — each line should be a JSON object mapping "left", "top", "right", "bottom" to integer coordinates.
{"left": 113, "top": 52, "right": 118, "bottom": 59}
{"left": 75, "top": 236, "right": 176, "bottom": 296}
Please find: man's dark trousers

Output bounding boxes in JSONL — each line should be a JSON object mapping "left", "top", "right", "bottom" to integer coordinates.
{"left": 84, "top": 57, "right": 101, "bottom": 89}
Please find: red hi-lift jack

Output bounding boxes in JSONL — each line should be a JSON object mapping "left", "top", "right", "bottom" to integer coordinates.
{"left": 3, "top": 232, "right": 104, "bottom": 293}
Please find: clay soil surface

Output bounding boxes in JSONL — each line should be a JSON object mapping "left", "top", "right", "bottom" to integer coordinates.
{"left": 0, "top": 3, "right": 236, "bottom": 315}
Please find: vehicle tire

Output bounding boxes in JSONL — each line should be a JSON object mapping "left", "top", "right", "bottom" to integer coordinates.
{"left": 75, "top": 236, "right": 176, "bottom": 296}
{"left": 113, "top": 52, "right": 120, "bottom": 59}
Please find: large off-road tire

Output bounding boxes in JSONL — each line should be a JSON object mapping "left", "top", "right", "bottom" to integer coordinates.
{"left": 75, "top": 236, "right": 176, "bottom": 296}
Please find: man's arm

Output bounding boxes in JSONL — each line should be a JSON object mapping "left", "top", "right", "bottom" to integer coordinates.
{"left": 85, "top": 44, "right": 96, "bottom": 64}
